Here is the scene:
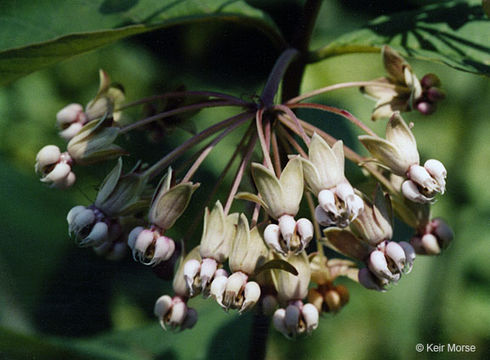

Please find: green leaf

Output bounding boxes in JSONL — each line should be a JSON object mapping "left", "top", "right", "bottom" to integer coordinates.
{"left": 310, "top": 0, "right": 490, "bottom": 75}
{"left": 0, "top": 0, "right": 284, "bottom": 87}
{"left": 255, "top": 259, "right": 299, "bottom": 276}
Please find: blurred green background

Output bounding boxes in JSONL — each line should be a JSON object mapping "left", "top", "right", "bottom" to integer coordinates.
{"left": 0, "top": 1, "right": 489, "bottom": 359}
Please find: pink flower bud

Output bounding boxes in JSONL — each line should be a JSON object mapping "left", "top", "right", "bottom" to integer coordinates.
{"left": 56, "top": 104, "right": 86, "bottom": 127}
{"left": 421, "top": 233, "right": 441, "bottom": 255}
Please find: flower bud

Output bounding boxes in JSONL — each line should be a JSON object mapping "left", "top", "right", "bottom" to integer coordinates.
{"left": 180, "top": 308, "right": 198, "bottom": 330}
{"left": 421, "top": 234, "right": 441, "bottom": 255}
{"left": 56, "top": 104, "right": 88, "bottom": 141}
{"left": 358, "top": 267, "right": 388, "bottom": 292}
{"left": 95, "top": 159, "right": 148, "bottom": 217}
{"left": 67, "top": 117, "right": 125, "bottom": 165}
{"left": 416, "top": 101, "right": 436, "bottom": 115}
{"left": 285, "top": 304, "right": 301, "bottom": 332}
{"left": 149, "top": 168, "right": 198, "bottom": 231}
{"left": 262, "top": 294, "right": 278, "bottom": 315}
{"left": 431, "top": 218, "right": 453, "bottom": 249}
{"left": 399, "top": 241, "right": 416, "bottom": 273}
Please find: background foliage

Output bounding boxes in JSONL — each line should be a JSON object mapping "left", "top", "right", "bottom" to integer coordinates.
{"left": 0, "top": 0, "right": 488, "bottom": 359}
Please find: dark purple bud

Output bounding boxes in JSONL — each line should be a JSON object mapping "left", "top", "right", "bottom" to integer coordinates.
{"left": 431, "top": 218, "right": 453, "bottom": 249}
{"left": 426, "top": 88, "right": 445, "bottom": 102}
{"left": 421, "top": 74, "right": 441, "bottom": 88}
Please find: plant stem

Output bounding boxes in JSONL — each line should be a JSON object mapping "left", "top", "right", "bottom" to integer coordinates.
{"left": 261, "top": 49, "right": 299, "bottom": 108}
{"left": 271, "top": 130, "right": 281, "bottom": 177}
{"left": 307, "top": 44, "right": 380, "bottom": 64}
{"left": 224, "top": 134, "right": 258, "bottom": 215}
{"left": 248, "top": 310, "right": 270, "bottom": 360}
{"left": 277, "top": 123, "right": 308, "bottom": 158}
{"left": 288, "top": 102, "right": 378, "bottom": 137}
{"left": 142, "top": 112, "right": 252, "bottom": 180}
{"left": 281, "top": 0, "right": 324, "bottom": 102}
{"left": 119, "top": 100, "right": 239, "bottom": 134}
{"left": 181, "top": 120, "right": 246, "bottom": 182}
{"left": 182, "top": 124, "right": 254, "bottom": 242}
{"left": 286, "top": 81, "right": 400, "bottom": 104}
{"left": 274, "top": 104, "right": 310, "bottom": 145}
{"left": 256, "top": 109, "right": 274, "bottom": 172}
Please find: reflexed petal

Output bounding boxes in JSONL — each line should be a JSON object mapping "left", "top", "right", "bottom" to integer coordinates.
{"left": 401, "top": 180, "right": 433, "bottom": 203}
{"left": 302, "top": 303, "right": 319, "bottom": 333}
{"left": 210, "top": 275, "right": 228, "bottom": 307}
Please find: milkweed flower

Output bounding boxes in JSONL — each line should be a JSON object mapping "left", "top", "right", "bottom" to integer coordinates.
{"left": 210, "top": 214, "right": 268, "bottom": 312}
{"left": 362, "top": 46, "right": 444, "bottom": 120}
{"left": 359, "top": 112, "right": 447, "bottom": 203}
{"left": 182, "top": 201, "right": 238, "bottom": 296}
{"left": 35, "top": 145, "right": 75, "bottom": 189}
{"left": 252, "top": 157, "right": 314, "bottom": 255}
{"left": 272, "top": 253, "right": 319, "bottom": 338}
{"left": 128, "top": 168, "right": 197, "bottom": 266}
{"left": 300, "top": 134, "right": 364, "bottom": 228}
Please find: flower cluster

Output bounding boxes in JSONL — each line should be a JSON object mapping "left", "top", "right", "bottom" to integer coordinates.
{"left": 35, "top": 47, "right": 452, "bottom": 339}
